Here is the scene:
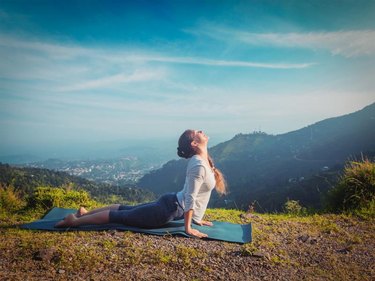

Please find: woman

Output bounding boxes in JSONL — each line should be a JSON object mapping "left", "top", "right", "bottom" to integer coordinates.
{"left": 55, "top": 129, "right": 227, "bottom": 238}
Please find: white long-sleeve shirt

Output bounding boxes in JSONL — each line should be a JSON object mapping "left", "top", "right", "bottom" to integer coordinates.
{"left": 176, "top": 154, "right": 216, "bottom": 223}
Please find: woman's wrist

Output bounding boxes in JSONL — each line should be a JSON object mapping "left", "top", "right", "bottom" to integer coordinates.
{"left": 185, "top": 222, "right": 193, "bottom": 232}
{"left": 184, "top": 209, "right": 193, "bottom": 232}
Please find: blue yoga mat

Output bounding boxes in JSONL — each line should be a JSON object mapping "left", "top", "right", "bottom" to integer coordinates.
{"left": 20, "top": 207, "right": 252, "bottom": 244}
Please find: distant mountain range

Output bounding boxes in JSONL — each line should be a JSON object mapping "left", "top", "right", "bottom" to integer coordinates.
{"left": 0, "top": 163, "right": 155, "bottom": 204}
{"left": 0, "top": 139, "right": 177, "bottom": 165}
{"left": 138, "top": 102, "right": 375, "bottom": 211}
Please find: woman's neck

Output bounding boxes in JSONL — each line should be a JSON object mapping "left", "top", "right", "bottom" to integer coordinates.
{"left": 197, "top": 148, "right": 208, "bottom": 161}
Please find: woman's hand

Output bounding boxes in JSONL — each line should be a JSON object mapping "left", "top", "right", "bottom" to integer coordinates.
{"left": 184, "top": 210, "right": 209, "bottom": 238}
{"left": 186, "top": 228, "right": 208, "bottom": 238}
{"left": 194, "top": 220, "right": 213, "bottom": 226}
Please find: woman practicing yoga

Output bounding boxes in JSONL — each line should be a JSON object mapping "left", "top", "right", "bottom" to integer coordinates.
{"left": 55, "top": 129, "right": 227, "bottom": 238}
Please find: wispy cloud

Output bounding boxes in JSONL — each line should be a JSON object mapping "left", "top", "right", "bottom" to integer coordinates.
{"left": 0, "top": 33, "right": 314, "bottom": 83}
{"left": 188, "top": 25, "right": 375, "bottom": 58}
{"left": 3, "top": 81, "right": 373, "bottom": 141}
{"left": 1, "top": 33, "right": 372, "bottom": 144}
{"left": 57, "top": 69, "right": 167, "bottom": 92}
{"left": 0, "top": 34, "right": 86, "bottom": 59}
{"left": 131, "top": 55, "right": 314, "bottom": 69}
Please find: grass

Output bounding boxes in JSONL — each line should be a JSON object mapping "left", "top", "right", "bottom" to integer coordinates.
{"left": 205, "top": 208, "right": 245, "bottom": 223}
{"left": 326, "top": 158, "right": 375, "bottom": 214}
{"left": 1, "top": 205, "right": 374, "bottom": 280}
{"left": 234, "top": 210, "right": 374, "bottom": 275}
{"left": 0, "top": 222, "right": 208, "bottom": 273}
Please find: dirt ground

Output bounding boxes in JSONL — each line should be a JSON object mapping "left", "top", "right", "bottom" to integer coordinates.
{"left": 0, "top": 213, "right": 374, "bottom": 281}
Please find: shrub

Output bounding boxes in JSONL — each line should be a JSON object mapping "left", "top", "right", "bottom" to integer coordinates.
{"left": 0, "top": 185, "right": 26, "bottom": 213}
{"left": 27, "top": 186, "right": 98, "bottom": 211}
{"left": 327, "top": 158, "right": 375, "bottom": 213}
{"left": 283, "top": 199, "right": 306, "bottom": 215}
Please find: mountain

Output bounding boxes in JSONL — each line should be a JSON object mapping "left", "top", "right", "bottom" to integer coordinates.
{"left": 138, "top": 103, "right": 375, "bottom": 211}
{"left": 0, "top": 163, "right": 155, "bottom": 203}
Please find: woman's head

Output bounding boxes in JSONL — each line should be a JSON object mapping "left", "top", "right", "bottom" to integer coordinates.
{"left": 177, "top": 129, "right": 208, "bottom": 159}
{"left": 177, "top": 129, "right": 227, "bottom": 195}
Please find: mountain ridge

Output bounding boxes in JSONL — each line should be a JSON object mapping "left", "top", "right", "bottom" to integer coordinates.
{"left": 139, "top": 102, "right": 375, "bottom": 211}
{"left": 0, "top": 163, "right": 155, "bottom": 204}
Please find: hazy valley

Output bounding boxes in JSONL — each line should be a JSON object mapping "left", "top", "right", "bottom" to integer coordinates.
{"left": 1, "top": 103, "right": 374, "bottom": 213}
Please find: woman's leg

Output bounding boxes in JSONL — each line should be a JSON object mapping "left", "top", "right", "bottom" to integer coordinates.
{"left": 55, "top": 210, "right": 110, "bottom": 228}
{"left": 76, "top": 204, "right": 120, "bottom": 217}
{"left": 117, "top": 202, "right": 154, "bottom": 211}
{"left": 55, "top": 202, "right": 157, "bottom": 228}
{"left": 55, "top": 194, "right": 179, "bottom": 228}
{"left": 77, "top": 202, "right": 153, "bottom": 217}
{"left": 109, "top": 194, "right": 178, "bottom": 228}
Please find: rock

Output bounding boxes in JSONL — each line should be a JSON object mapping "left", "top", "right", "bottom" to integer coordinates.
{"left": 58, "top": 269, "right": 65, "bottom": 274}
{"left": 298, "top": 234, "right": 310, "bottom": 243}
{"left": 310, "top": 238, "right": 318, "bottom": 245}
{"left": 337, "top": 247, "right": 351, "bottom": 254}
{"left": 33, "top": 248, "right": 60, "bottom": 263}
{"left": 252, "top": 251, "right": 270, "bottom": 260}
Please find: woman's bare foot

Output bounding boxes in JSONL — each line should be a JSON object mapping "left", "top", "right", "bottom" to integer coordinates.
{"left": 55, "top": 214, "right": 77, "bottom": 228}
{"left": 76, "top": 207, "right": 88, "bottom": 217}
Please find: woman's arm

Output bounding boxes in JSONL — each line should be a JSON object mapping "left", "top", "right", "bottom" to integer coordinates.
{"left": 184, "top": 209, "right": 208, "bottom": 238}
{"left": 183, "top": 164, "right": 210, "bottom": 238}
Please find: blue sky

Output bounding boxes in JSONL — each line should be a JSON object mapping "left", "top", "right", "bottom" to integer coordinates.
{"left": 0, "top": 0, "right": 374, "bottom": 157}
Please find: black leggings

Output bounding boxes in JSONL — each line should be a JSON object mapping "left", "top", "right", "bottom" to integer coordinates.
{"left": 108, "top": 193, "right": 184, "bottom": 228}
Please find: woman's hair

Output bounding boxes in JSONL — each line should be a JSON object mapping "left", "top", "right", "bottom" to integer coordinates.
{"left": 177, "top": 129, "right": 196, "bottom": 159}
{"left": 208, "top": 155, "right": 227, "bottom": 195}
{"left": 177, "top": 129, "right": 227, "bottom": 195}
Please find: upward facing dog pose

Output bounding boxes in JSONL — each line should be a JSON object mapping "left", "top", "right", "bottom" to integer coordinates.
{"left": 55, "top": 129, "right": 227, "bottom": 238}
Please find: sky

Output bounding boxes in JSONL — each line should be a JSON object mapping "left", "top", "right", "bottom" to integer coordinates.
{"left": 0, "top": 0, "right": 375, "bottom": 158}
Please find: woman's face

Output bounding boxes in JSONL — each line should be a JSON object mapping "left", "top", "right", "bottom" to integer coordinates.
{"left": 193, "top": 130, "right": 209, "bottom": 144}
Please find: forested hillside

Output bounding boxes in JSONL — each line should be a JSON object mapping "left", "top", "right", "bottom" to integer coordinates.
{"left": 0, "top": 163, "right": 155, "bottom": 204}
{"left": 139, "top": 103, "right": 375, "bottom": 211}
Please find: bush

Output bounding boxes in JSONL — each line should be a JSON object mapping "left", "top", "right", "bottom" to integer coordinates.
{"left": 327, "top": 158, "right": 375, "bottom": 213}
{"left": 283, "top": 199, "right": 306, "bottom": 215}
{"left": 0, "top": 185, "right": 26, "bottom": 213}
{"left": 27, "top": 186, "right": 98, "bottom": 211}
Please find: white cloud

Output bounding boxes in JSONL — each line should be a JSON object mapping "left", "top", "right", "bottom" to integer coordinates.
{"left": 189, "top": 25, "right": 375, "bottom": 58}
{"left": 0, "top": 34, "right": 86, "bottom": 59}
{"left": 128, "top": 55, "right": 314, "bottom": 69}
{"left": 57, "top": 68, "right": 167, "bottom": 91}
{"left": 1, "top": 33, "right": 373, "bottom": 145}
{"left": 2, "top": 69, "right": 373, "bottom": 145}
{"left": 0, "top": 33, "right": 314, "bottom": 84}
